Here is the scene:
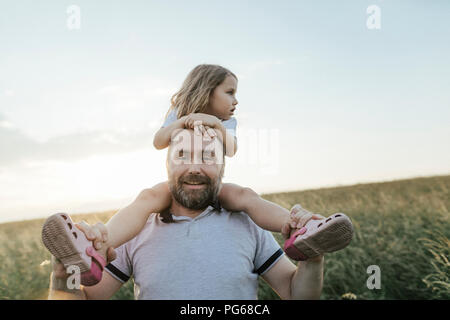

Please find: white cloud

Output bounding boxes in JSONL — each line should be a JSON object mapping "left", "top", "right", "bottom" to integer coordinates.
{"left": 0, "top": 112, "right": 158, "bottom": 168}
{"left": 4, "top": 89, "right": 14, "bottom": 97}
{"left": 96, "top": 77, "right": 177, "bottom": 103}
{"left": 97, "top": 85, "right": 121, "bottom": 95}
{"left": 237, "top": 59, "right": 285, "bottom": 80}
{"left": 0, "top": 120, "right": 15, "bottom": 129}
{"left": 92, "top": 132, "right": 121, "bottom": 145}
{"left": 148, "top": 119, "right": 162, "bottom": 129}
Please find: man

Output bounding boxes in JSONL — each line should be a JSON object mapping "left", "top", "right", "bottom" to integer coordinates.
{"left": 48, "top": 128, "right": 324, "bottom": 300}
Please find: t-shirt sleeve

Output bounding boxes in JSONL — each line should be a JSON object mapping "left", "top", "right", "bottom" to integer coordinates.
{"left": 104, "top": 244, "right": 132, "bottom": 283}
{"left": 253, "top": 227, "right": 284, "bottom": 276}
{"left": 161, "top": 109, "right": 178, "bottom": 128}
{"left": 222, "top": 117, "right": 237, "bottom": 137}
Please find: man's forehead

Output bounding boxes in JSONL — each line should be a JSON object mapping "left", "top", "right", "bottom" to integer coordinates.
{"left": 170, "top": 129, "right": 223, "bottom": 153}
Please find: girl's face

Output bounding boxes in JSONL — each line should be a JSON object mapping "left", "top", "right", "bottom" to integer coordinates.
{"left": 205, "top": 75, "right": 238, "bottom": 120}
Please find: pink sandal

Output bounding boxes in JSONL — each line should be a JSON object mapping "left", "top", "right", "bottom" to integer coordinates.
{"left": 41, "top": 213, "right": 106, "bottom": 286}
{"left": 284, "top": 213, "right": 354, "bottom": 261}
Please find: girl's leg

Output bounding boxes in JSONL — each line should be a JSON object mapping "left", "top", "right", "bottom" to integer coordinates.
{"left": 218, "top": 183, "right": 290, "bottom": 233}
{"left": 103, "top": 181, "right": 172, "bottom": 249}
{"left": 42, "top": 182, "right": 171, "bottom": 287}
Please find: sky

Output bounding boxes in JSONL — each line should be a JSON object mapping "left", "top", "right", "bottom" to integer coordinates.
{"left": 1, "top": 0, "right": 449, "bottom": 223}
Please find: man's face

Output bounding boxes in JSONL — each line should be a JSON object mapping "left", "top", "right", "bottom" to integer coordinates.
{"left": 167, "top": 129, "right": 224, "bottom": 210}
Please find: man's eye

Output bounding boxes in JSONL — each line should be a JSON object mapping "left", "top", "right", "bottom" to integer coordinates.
{"left": 178, "top": 150, "right": 188, "bottom": 159}
{"left": 203, "top": 151, "right": 215, "bottom": 160}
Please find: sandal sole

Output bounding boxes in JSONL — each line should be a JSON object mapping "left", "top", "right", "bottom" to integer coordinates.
{"left": 41, "top": 213, "right": 92, "bottom": 274}
{"left": 285, "top": 213, "right": 354, "bottom": 260}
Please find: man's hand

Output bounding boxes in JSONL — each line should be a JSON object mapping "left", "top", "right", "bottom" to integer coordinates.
{"left": 281, "top": 204, "right": 325, "bottom": 241}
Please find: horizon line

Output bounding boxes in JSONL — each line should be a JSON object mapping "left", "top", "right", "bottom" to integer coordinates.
{"left": 1, "top": 172, "right": 448, "bottom": 226}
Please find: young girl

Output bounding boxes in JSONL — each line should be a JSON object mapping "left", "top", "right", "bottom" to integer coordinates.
{"left": 42, "top": 64, "right": 353, "bottom": 286}
{"left": 101, "top": 64, "right": 295, "bottom": 248}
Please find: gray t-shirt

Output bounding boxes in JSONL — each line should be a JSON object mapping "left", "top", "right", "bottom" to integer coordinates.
{"left": 105, "top": 205, "right": 284, "bottom": 300}
{"left": 162, "top": 108, "right": 237, "bottom": 137}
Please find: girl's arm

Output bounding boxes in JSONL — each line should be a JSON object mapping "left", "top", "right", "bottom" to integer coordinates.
{"left": 219, "top": 183, "right": 290, "bottom": 232}
{"left": 104, "top": 182, "right": 171, "bottom": 248}
{"left": 184, "top": 113, "right": 237, "bottom": 157}
{"left": 153, "top": 116, "right": 187, "bottom": 150}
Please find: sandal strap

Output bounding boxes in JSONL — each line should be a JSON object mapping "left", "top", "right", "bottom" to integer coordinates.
{"left": 85, "top": 246, "right": 107, "bottom": 270}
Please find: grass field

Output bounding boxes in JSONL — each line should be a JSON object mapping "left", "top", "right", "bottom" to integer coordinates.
{"left": 0, "top": 175, "right": 449, "bottom": 300}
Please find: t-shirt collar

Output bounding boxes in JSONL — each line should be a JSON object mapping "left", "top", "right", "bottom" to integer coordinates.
{"left": 171, "top": 199, "right": 222, "bottom": 222}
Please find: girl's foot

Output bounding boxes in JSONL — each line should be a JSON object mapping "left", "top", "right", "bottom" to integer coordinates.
{"left": 42, "top": 213, "right": 107, "bottom": 286}
{"left": 283, "top": 209, "right": 354, "bottom": 261}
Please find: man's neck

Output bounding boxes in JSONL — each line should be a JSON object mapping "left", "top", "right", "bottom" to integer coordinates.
{"left": 169, "top": 198, "right": 205, "bottom": 219}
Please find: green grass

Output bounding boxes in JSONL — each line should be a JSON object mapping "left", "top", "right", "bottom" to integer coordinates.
{"left": 0, "top": 175, "right": 449, "bottom": 300}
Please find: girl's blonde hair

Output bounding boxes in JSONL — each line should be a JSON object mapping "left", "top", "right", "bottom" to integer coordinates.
{"left": 167, "top": 64, "right": 238, "bottom": 120}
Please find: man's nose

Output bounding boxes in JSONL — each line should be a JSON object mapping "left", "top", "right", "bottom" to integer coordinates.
{"left": 187, "top": 164, "right": 203, "bottom": 175}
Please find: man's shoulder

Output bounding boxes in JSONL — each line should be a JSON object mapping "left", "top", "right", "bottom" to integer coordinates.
{"left": 218, "top": 209, "right": 263, "bottom": 233}
{"left": 122, "top": 213, "right": 159, "bottom": 246}
{"left": 219, "top": 208, "right": 247, "bottom": 219}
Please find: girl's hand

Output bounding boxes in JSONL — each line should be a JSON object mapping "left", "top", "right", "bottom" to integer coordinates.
{"left": 75, "top": 221, "right": 110, "bottom": 250}
{"left": 281, "top": 204, "right": 325, "bottom": 240}
{"left": 194, "top": 124, "right": 217, "bottom": 140}
{"left": 74, "top": 220, "right": 116, "bottom": 262}
{"left": 184, "top": 113, "right": 220, "bottom": 130}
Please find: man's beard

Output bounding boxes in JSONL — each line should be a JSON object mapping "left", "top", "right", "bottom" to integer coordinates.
{"left": 169, "top": 173, "right": 220, "bottom": 210}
